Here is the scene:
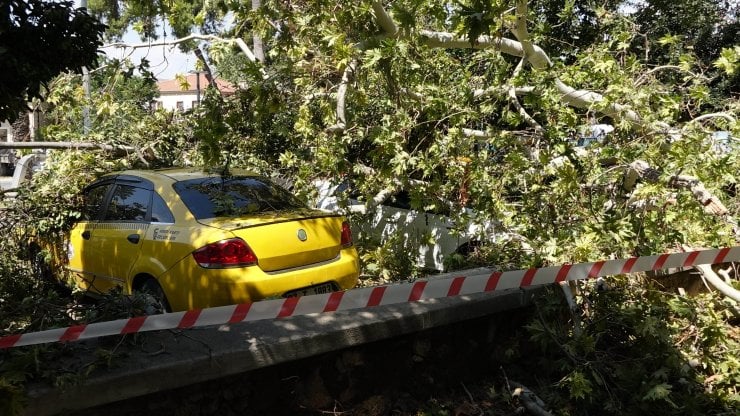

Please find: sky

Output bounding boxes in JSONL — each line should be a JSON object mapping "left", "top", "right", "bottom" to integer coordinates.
{"left": 100, "top": 31, "right": 195, "bottom": 81}
{"left": 75, "top": 0, "right": 194, "bottom": 81}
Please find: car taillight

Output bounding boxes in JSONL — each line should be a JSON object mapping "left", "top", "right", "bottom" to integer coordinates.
{"left": 341, "top": 221, "right": 353, "bottom": 248}
{"left": 193, "top": 238, "right": 258, "bottom": 268}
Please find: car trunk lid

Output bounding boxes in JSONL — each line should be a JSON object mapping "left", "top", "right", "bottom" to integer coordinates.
{"left": 199, "top": 210, "right": 345, "bottom": 272}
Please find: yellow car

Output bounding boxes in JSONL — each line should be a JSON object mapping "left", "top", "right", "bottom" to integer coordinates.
{"left": 66, "top": 169, "right": 360, "bottom": 312}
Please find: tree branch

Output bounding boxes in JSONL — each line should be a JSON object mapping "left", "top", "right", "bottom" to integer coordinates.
{"left": 101, "top": 34, "right": 225, "bottom": 50}
{"left": 553, "top": 79, "right": 643, "bottom": 125}
{"left": 0, "top": 141, "right": 134, "bottom": 153}
{"left": 473, "top": 86, "right": 534, "bottom": 99}
{"left": 193, "top": 47, "right": 221, "bottom": 97}
{"left": 511, "top": 0, "right": 541, "bottom": 68}
{"left": 625, "top": 160, "right": 738, "bottom": 238}
{"left": 371, "top": 1, "right": 398, "bottom": 36}
{"left": 635, "top": 65, "right": 704, "bottom": 86}
{"left": 102, "top": 34, "right": 268, "bottom": 79}
{"left": 251, "top": 0, "right": 265, "bottom": 62}
{"left": 685, "top": 112, "right": 737, "bottom": 125}
{"left": 326, "top": 59, "right": 358, "bottom": 134}
{"left": 462, "top": 128, "right": 491, "bottom": 138}
{"left": 324, "top": 2, "right": 405, "bottom": 135}
{"left": 509, "top": 58, "right": 543, "bottom": 133}
{"left": 417, "top": 29, "right": 656, "bottom": 130}
{"left": 419, "top": 30, "right": 551, "bottom": 69}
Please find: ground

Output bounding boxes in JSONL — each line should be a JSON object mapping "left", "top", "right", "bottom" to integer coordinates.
{"left": 68, "top": 312, "right": 537, "bottom": 416}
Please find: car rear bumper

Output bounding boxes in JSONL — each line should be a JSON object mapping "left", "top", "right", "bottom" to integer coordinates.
{"left": 158, "top": 247, "right": 360, "bottom": 311}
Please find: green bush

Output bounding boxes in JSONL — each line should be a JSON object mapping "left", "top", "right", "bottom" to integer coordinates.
{"left": 512, "top": 277, "right": 740, "bottom": 415}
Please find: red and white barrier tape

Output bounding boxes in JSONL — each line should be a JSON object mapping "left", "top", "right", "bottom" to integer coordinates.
{"left": 1, "top": 247, "right": 738, "bottom": 349}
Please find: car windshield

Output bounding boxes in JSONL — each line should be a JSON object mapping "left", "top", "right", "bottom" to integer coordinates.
{"left": 174, "top": 176, "right": 305, "bottom": 220}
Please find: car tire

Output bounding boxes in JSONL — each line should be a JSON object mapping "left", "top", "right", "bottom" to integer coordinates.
{"left": 138, "top": 278, "right": 171, "bottom": 314}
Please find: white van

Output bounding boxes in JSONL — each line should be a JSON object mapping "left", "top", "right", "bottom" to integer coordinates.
{"left": 314, "top": 180, "right": 497, "bottom": 272}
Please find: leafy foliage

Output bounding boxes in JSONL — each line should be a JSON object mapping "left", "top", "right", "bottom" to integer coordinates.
{"left": 42, "top": 61, "right": 197, "bottom": 168}
{"left": 512, "top": 278, "right": 740, "bottom": 414}
{"left": 87, "top": 0, "right": 228, "bottom": 43}
{"left": 0, "top": 0, "right": 106, "bottom": 121}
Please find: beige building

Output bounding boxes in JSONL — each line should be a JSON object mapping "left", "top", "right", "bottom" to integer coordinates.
{"left": 153, "top": 73, "right": 236, "bottom": 111}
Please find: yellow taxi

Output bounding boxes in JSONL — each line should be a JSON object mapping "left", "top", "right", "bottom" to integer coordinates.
{"left": 66, "top": 169, "right": 360, "bottom": 312}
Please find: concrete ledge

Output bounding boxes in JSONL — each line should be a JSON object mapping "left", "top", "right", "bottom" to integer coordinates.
{"left": 25, "top": 287, "right": 542, "bottom": 415}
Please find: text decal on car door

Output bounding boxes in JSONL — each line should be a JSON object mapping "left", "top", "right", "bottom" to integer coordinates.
{"left": 153, "top": 228, "right": 181, "bottom": 241}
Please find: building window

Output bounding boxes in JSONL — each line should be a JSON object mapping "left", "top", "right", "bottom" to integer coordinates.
{"left": 176, "top": 101, "right": 184, "bottom": 111}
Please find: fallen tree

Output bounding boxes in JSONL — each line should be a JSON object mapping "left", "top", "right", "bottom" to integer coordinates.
{"left": 1, "top": 1, "right": 738, "bottom": 415}
{"left": 89, "top": 0, "right": 738, "bottom": 256}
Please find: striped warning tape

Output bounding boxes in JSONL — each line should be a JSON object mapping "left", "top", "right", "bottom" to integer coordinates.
{"left": 1, "top": 246, "right": 738, "bottom": 349}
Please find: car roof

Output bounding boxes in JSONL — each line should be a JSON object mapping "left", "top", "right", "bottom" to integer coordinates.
{"left": 103, "top": 168, "right": 261, "bottom": 184}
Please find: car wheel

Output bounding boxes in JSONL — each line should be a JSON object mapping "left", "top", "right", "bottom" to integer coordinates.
{"left": 138, "top": 278, "right": 171, "bottom": 314}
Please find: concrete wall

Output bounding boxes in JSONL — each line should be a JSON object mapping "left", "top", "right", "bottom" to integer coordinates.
{"left": 24, "top": 287, "right": 542, "bottom": 415}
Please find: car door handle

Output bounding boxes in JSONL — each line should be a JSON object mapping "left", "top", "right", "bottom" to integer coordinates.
{"left": 127, "top": 234, "right": 141, "bottom": 244}
{"left": 81, "top": 231, "right": 91, "bottom": 240}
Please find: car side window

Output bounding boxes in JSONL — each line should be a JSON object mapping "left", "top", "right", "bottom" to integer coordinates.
{"left": 150, "top": 192, "right": 175, "bottom": 223}
{"left": 83, "top": 184, "right": 110, "bottom": 220}
{"left": 104, "top": 185, "right": 150, "bottom": 222}
{"left": 385, "top": 191, "right": 412, "bottom": 210}
{"left": 383, "top": 190, "right": 451, "bottom": 215}
{"left": 333, "top": 181, "right": 362, "bottom": 199}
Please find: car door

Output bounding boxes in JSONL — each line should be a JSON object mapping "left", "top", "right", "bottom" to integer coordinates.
{"left": 91, "top": 177, "right": 154, "bottom": 291}
{"left": 420, "top": 203, "right": 463, "bottom": 271}
{"left": 379, "top": 191, "right": 461, "bottom": 271}
{"left": 375, "top": 191, "right": 429, "bottom": 263}
{"left": 68, "top": 179, "right": 114, "bottom": 292}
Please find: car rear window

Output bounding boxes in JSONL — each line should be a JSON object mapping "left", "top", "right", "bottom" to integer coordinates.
{"left": 173, "top": 176, "right": 305, "bottom": 220}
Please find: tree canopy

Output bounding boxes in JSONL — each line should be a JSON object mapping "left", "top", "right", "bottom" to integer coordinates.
{"left": 58, "top": 1, "right": 740, "bottom": 267}
{"left": 0, "top": 0, "right": 105, "bottom": 121}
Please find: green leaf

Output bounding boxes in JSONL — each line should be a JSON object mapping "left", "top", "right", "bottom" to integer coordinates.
{"left": 593, "top": 59, "right": 615, "bottom": 74}
{"left": 658, "top": 34, "right": 681, "bottom": 46}
{"left": 565, "top": 371, "right": 593, "bottom": 400}
{"left": 713, "top": 47, "right": 740, "bottom": 75}
{"left": 642, "top": 383, "right": 675, "bottom": 405}
{"left": 364, "top": 49, "right": 383, "bottom": 68}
